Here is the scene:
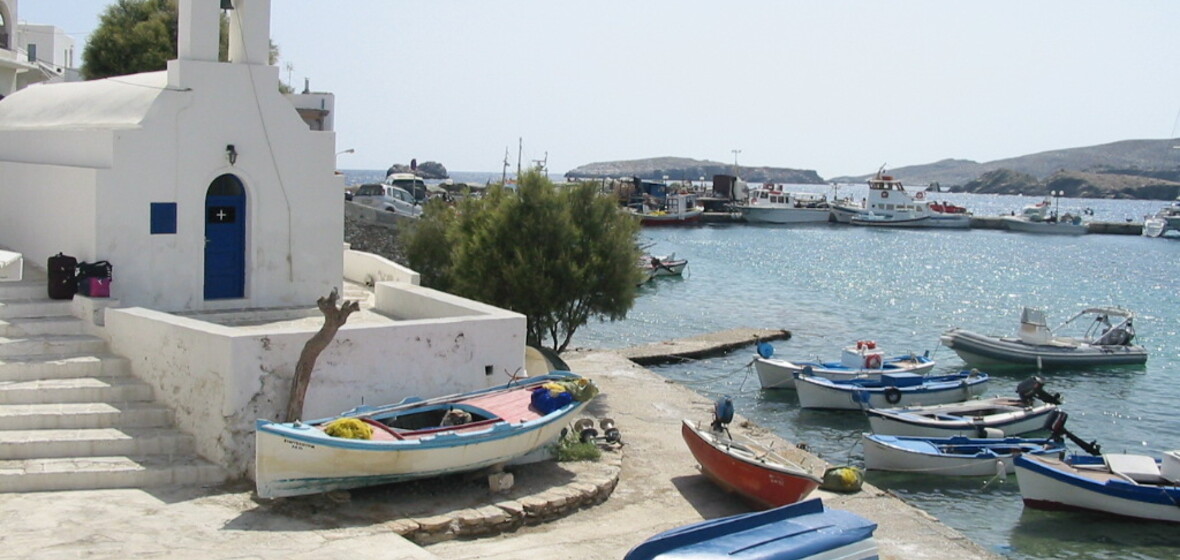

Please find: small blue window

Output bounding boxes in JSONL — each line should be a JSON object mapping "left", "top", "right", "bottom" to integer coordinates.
{"left": 151, "top": 202, "right": 177, "bottom": 234}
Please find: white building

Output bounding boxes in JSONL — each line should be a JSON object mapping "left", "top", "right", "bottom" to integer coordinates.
{"left": 0, "top": 0, "right": 527, "bottom": 480}
{"left": 17, "top": 22, "right": 78, "bottom": 84}
{"left": 0, "top": 0, "right": 48, "bottom": 97}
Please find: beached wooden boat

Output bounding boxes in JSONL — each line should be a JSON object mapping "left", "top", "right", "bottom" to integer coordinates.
{"left": 624, "top": 498, "right": 878, "bottom": 560}
{"left": 794, "top": 371, "right": 989, "bottom": 411}
{"left": 681, "top": 418, "right": 822, "bottom": 509}
{"left": 862, "top": 434, "right": 1066, "bottom": 476}
{"left": 1014, "top": 451, "right": 1180, "bottom": 523}
{"left": 753, "top": 340, "right": 934, "bottom": 390}
{"left": 254, "top": 371, "right": 596, "bottom": 498}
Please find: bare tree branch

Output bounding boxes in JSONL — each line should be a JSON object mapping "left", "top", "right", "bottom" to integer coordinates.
{"left": 285, "top": 288, "right": 360, "bottom": 422}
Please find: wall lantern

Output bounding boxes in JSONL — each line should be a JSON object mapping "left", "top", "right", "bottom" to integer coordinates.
{"left": 221, "top": 0, "right": 234, "bottom": 9}
{"left": 226, "top": 144, "right": 238, "bottom": 166}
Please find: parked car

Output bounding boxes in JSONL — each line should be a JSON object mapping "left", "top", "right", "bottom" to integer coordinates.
{"left": 351, "top": 183, "right": 422, "bottom": 218}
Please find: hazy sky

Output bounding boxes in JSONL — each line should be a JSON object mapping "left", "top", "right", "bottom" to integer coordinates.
{"left": 21, "top": 1, "right": 1180, "bottom": 178}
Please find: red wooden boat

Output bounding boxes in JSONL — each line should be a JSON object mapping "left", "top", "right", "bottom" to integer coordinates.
{"left": 681, "top": 419, "right": 823, "bottom": 509}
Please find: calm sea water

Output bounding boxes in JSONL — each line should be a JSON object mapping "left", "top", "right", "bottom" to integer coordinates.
{"left": 346, "top": 170, "right": 1179, "bottom": 558}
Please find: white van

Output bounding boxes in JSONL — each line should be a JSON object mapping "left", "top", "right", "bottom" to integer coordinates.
{"left": 351, "top": 183, "right": 422, "bottom": 218}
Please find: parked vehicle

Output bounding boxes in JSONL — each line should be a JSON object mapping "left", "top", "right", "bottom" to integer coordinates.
{"left": 351, "top": 182, "right": 422, "bottom": 218}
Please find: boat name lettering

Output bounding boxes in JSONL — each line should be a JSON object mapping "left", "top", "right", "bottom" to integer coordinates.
{"left": 282, "top": 438, "right": 316, "bottom": 451}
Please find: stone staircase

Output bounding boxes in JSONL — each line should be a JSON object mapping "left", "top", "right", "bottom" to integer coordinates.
{"left": 0, "top": 270, "right": 227, "bottom": 493}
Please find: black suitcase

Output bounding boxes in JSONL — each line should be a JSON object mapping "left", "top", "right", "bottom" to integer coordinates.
{"left": 47, "top": 253, "right": 77, "bottom": 300}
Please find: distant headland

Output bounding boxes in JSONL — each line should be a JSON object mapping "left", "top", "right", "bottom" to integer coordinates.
{"left": 563, "top": 139, "right": 1180, "bottom": 200}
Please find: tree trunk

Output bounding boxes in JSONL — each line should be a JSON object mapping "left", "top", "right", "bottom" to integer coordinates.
{"left": 284, "top": 288, "right": 360, "bottom": 422}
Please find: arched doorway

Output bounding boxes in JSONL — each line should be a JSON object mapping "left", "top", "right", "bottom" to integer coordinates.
{"left": 204, "top": 174, "right": 246, "bottom": 299}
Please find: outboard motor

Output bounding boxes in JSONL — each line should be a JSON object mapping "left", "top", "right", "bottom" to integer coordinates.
{"left": 711, "top": 396, "right": 735, "bottom": 433}
{"left": 1043, "top": 410, "right": 1102, "bottom": 456}
{"left": 1016, "top": 376, "right": 1062, "bottom": 405}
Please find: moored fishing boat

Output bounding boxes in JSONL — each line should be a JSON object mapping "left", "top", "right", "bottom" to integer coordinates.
{"left": 865, "top": 377, "right": 1062, "bottom": 437}
{"left": 633, "top": 190, "right": 703, "bottom": 225}
{"left": 681, "top": 398, "right": 822, "bottom": 509}
{"left": 753, "top": 340, "right": 934, "bottom": 390}
{"left": 1142, "top": 198, "right": 1180, "bottom": 238}
{"left": 254, "top": 371, "right": 597, "bottom": 498}
{"left": 862, "top": 434, "right": 1067, "bottom": 476}
{"left": 1001, "top": 196, "right": 1089, "bottom": 235}
{"left": 623, "top": 498, "right": 879, "bottom": 560}
{"left": 1014, "top": 450, "right": 1180, "bottom": 523}
{"left": 733, "top": 185, "right": 832, "bottom": 224}
{"left": 794, "top": 370, "right": 989, "bottom": 410}
{"left": 641, "top": 253, "right": 688, "bottom": 277}
{"left": 940, "top": 306, "right": 1147, "bottom": 369}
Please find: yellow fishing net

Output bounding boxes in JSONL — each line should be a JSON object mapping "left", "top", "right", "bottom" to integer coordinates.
{"left": 323, "top": 417, "right": 373, "bottom": 440}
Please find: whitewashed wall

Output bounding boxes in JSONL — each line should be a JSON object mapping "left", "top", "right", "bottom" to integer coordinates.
{"left": 104, "top": 281, "right": 527, "bottom": 476}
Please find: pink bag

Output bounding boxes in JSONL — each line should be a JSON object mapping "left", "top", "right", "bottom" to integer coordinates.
{"left": 81, "top": 277, "right": 110, "bottom": 298}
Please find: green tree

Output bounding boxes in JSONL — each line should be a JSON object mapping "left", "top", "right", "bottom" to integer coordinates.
{"left": 402, "top": 170, "right": 644, "bottom": 352}
{"left": 82, "top": 1, "right": 284, "bottom": 82}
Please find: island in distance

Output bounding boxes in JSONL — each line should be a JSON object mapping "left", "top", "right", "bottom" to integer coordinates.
{"left": 566, "top": 138, "right": 1180, "bottom": 200}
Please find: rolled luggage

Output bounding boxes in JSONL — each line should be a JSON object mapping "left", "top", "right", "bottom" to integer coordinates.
{"left": 47, "top": 253, "right": 77, "bottom": 300}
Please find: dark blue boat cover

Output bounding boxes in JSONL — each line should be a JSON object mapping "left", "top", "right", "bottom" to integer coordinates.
{"left": 624, "top": 498, "right": 877, "bottom": 560}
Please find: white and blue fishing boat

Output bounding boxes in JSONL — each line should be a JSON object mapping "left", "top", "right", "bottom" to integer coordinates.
{"left": 862, "top": 434, "right": 1066, "bottom": 476}
{"left": 623, "top": 498, "right": 879, "bottom": 560}
{"left": 254, "top": 371, "right": 596, "bottom": 498}
{"left": 794, "top": 370, "right": 988, "bottom": 411}
{"left": 753, "top": 340, "right": 934, "bottom": 390}
{"left": 1014, "top": 450, "right": 1180, "bottom": 523}
{"left": 865, "top": 377, "right": 1062, "bottom": 438}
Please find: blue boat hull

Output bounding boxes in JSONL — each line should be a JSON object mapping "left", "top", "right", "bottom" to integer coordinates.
{"left": 624, "top": 498, "right": 878, "bottom": 560}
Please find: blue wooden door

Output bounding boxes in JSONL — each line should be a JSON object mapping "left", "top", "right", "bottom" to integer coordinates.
{"left": 204, "top": 175, "right": 246, "bottom": 299}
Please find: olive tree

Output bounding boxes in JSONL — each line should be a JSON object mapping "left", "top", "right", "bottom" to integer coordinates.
{"left": 402, "top": 170, "right": 644, "bottom": 352}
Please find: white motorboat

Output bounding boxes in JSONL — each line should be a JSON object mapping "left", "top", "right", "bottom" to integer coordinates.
{"left": 838, "top": 169, "right": 971, "bottom": 228}
{"left": 866, "top": 377, "right": 1062, "bottom": 438}
{"left": 734, "top": 185, "right": 832, "bottom": 224}
{"left": 1142, "top": 199, "right": 1180, "bottom": 238}
{"left": 753, "top": 340, "right": 934, "bottom": 390}
{"left": 1001, "top": 196, "right": 1088, "bottom": 235}
{"left": 862, "top": 434, "right": 1067, "bottom": 476}
{"left": 794, "top": 370, "right": 989, "bottom": 411}
{"left": 1014, "top": 451, "right": 1180, "bottom": 523}
{"left": 940, "top": 306, "right": 1147, "bottom": 369}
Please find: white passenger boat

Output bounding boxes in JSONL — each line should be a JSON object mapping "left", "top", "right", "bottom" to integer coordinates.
{"left": 838, "top": 169, "right": 971, "bottom": 228}
{"left": 753, "top": 340, "right": 934, "bottom": 390}
{"left": 734, "top": 185, "right": 832, "bottom": 224}
{"left": 940, "top": 306, "right": 1147, "bottom": 369}
{"left": 1014, "top": 451, "right": 1180, "bottom": 523}
{"left": 862, "top": 434, "right": 1067, "bottom": 476}
{"left": 794, "top": 370, "right": 989, "bottom": 411}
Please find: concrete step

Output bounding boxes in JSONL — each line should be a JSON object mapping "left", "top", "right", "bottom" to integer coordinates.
{"left": 0, "top": 354, "right": 129, "bottom": 382}
{"left": 0, "top": 316, "right": 84, "bottom": 337}
{"left": 0, "top": 334, "right": 107, "bottom": 358}
{"left": 0, "top": 376, "right": 152, "bottom": 405}
{"left": 0, "top": 402, "right": 173, "bottom": 430}
{"left": 0, "top": 427, "right": 195, "bottom": 460}
{"left": 0, "top": 455, "right": 228, "bottom": 493}
{"left": 0, "top": 280, "right": 49, "bottom": 301}
{"left": 0, "top": 299, "right": 73, "bottom": 320}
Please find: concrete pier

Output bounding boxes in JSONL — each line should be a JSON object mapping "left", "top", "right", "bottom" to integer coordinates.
{"left": 703, "top": 211, "right": 1144, "bottom": 234}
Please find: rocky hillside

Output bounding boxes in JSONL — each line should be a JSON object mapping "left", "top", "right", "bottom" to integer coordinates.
{"left": 831, "top": 138, "right": 1180, "bottom": 199}
{"left": 565, "top": 157, "right": 823, "bottom": 184}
